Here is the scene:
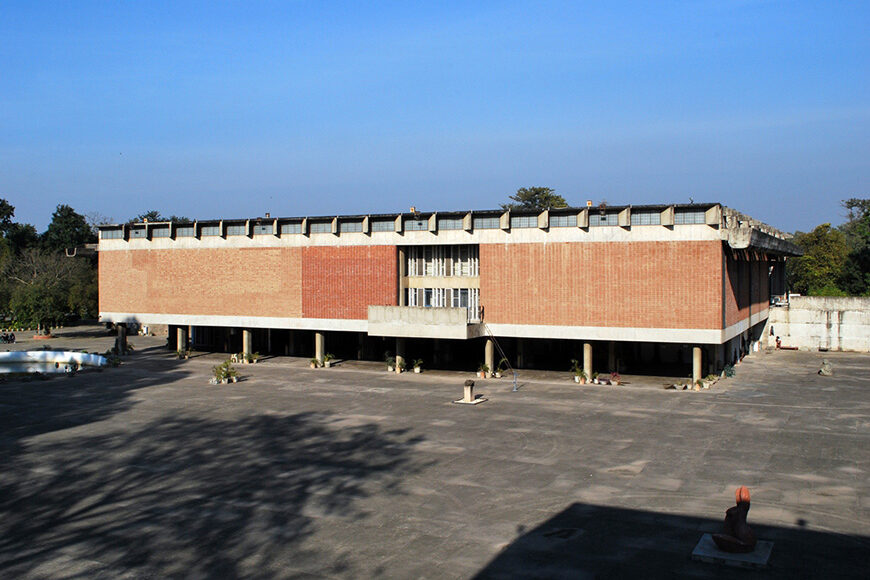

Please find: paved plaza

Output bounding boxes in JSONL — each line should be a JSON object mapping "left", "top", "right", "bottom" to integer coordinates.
{"left": 1, "top": 327, "right": 867, "bottom": 578}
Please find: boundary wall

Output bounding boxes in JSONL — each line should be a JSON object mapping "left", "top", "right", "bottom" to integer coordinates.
{"left": 767, "top": 297, "right": 870, "bottom": 352}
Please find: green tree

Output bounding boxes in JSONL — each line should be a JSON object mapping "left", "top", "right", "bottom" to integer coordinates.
{"left": 838, "top": 198, "right": 870, "bottom": 295}
{"left": 7, "top": 249, "right": 78, "bottom": 333}
{"left": 41, "top": 204, "right": 96, "bottom": 253}
{"left": 134, "top": 210, "right": 165, "bottom": 222}
{"left": 66, "top": 260, "right": 98, "bottom": 318}
{"left": 5, "top": 223, "right": 39, "bottom": 251}
{"left": 0, "top": 199, "right": 39, "bottom": 316}
{"left": 787, "top": 224, "right": 849, "bottom": 295}
{"left": 129, "top": 211, "right": 190, "bottom": 224}
{"left": 0, "top": 198, "right": 14, "bottom": 235}
{"left": 501, "top": 187, "right": 567, "bottom": 211}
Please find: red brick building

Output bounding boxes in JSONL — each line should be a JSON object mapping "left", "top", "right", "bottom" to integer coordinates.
{"left": 98, "top": 203, "right": 799, "bottom": 380}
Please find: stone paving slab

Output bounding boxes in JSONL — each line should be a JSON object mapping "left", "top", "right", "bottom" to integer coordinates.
{"left": 0, "top": 326, "right": 867, "bottom": 578}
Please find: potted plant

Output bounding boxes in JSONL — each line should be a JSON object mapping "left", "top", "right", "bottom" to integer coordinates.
{"left": 385, "top": 354, "right": 395, "bottom": 372}
{"left": 609, "top": 372, "right": 621, "bottom": 386}
{"left": 591, "top": 371, "right": 599, "bottom": 384}
{"left": 695, "top": 378, "right": 705, "bottom": 391}
{"left": 323, "top": 353, "right": 335, "bottom": 368}
{"left": 396, "top": 358, "right": 406, "bottom": 373}
{"left": 412, "top": 359, "right": 423, "bottom": 373}
{"left": 211, "top": 359, "right": 238, "bottom": 384}
{"left": 478, "top": 362, "right": 489, "bottom": 379}
{"left": 570, "top": 359, "right": 587, "bottom": 384}
{"left": 495, "top": 358, "right": 509, "bottom": 378}
{"left": 309, "top": 357, "right": 320, "bottom": 369}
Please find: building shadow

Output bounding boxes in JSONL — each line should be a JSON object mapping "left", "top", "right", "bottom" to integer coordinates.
{"left": 473, "top": 502, "right": 868, "bottom": 579}
{"left": 0, "top": 411, "right": 425, "bottom": 578}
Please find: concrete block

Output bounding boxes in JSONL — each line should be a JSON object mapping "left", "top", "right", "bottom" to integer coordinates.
{"left": 691, "top": 533, "right": 773, "bottom": 569}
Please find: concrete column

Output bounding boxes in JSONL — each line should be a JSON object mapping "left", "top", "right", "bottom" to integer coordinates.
{"left": 288, "top": 331, "right": 296, "bottom": 356}
{"left": 516, "top": 339, "right": 525, "bottom": 368}
{"left": 583, "top": 342, "right": 593, "bottom": 380}
{"left": 116, "top": 323, "right": 127, "bottom": 354}
{"left": 242, "top": 329, "right": 252, "bottom": 356}
{"left": 395, "top": 338, "right": 406, "bottom": 373}
{"left": 692, "top": 346, "right": 703, "bottom": 384}
{"left": 315, "top": 332, "right": 324, "bottom": 362}
{"left": 357, "top": 333, "right": 365, "bottom": 360}
{"left": 177, "top": 326, "right": 188, "bottom": 352}
{"left": 485, "top": 337, "right": 495, "bottom": 373}
{"left": 608, "top": 341, "right": 616, "bottom": 372}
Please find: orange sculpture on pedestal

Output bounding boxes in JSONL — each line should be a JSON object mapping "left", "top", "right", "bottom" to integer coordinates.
{"left": 712, "top": 486, "right": 757, "bottom": 553}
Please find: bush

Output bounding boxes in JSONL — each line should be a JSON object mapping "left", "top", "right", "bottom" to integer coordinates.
{"left": 212, "top": 359, "right": 238, "bottom": 383}
{"left": 809, "top": 284, "right": 848, "bottom": 297}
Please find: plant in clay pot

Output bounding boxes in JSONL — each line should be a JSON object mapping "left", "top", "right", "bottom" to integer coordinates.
{"left": 570, "top": 359, "right": 587, "bottom": 384}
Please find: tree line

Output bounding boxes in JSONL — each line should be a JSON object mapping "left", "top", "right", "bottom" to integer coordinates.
{"left": 0, "top": 201, "right": 185, "bottom": 334}
{"left": 787, "top": 198, "right": 870, "bottom": 296}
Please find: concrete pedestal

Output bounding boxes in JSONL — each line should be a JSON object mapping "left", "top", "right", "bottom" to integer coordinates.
{"left": 691, "top": 534, "right": 773, "bottom": 569}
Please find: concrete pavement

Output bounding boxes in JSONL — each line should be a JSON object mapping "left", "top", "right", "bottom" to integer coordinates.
{"left": 0, "top": 326, "right": 867, "bottom": 578}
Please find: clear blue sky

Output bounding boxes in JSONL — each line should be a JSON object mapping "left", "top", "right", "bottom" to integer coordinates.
{"left": 1, "top": 1, "right": 867, "bottom": 232}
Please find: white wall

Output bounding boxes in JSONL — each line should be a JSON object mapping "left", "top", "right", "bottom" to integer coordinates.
{"left": 768, "top": 297, "right": 870, "bottom": 352}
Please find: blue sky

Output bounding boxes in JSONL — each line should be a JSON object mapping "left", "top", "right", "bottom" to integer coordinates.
{"left": 1, "top": 1, "right": 867, "bottom": 232}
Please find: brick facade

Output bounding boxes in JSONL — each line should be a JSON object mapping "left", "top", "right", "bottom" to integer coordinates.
{"left": 100, "top": 241, "right": 775, "bottom": 333}
{"left": 479, "top": 241, "right": 723, "bottom": 329}
{"left": 301, "top": 245, "right": 397, "bottom": 319}
{"left": 99, "top": 248, "right": 303, "bottom": 318}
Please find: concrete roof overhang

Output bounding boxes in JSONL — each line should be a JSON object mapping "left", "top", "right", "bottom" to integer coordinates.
{"left": 724, "top": 227, "right": 802, "bottom": 257}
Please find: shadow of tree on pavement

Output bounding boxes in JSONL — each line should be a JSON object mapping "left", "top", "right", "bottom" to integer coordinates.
{"left": 0, "top": 346, "right": 191, "bottom": 469}
{"left": 0, "top": 412, "right": 425, "bottom": 578}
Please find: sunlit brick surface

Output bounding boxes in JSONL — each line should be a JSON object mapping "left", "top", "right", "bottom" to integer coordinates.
{"left": 301, "top": 245, "right": 397, "bottom": 319}
{"left": 99, "top": 248, "right": 303, "bottom": 317}
{"left": 479, "top": 241, "right": 723, "bottom": 328}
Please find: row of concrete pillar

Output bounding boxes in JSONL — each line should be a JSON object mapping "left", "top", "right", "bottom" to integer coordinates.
{"left": 480, "top": 337, "right": 704, "bottom": 381}
{"left": 173, "top": 326, "right": 706, "bottom": 380}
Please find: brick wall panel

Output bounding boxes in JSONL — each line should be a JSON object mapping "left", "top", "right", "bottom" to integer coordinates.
{"left": 480, "top": 241, "right": 723, "bottom": 329}
{"left": 99, "top": 248, "right": 302, "bottom": 317}
{"left": 301, "top": 245, "right": 397, "bottom": 319}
